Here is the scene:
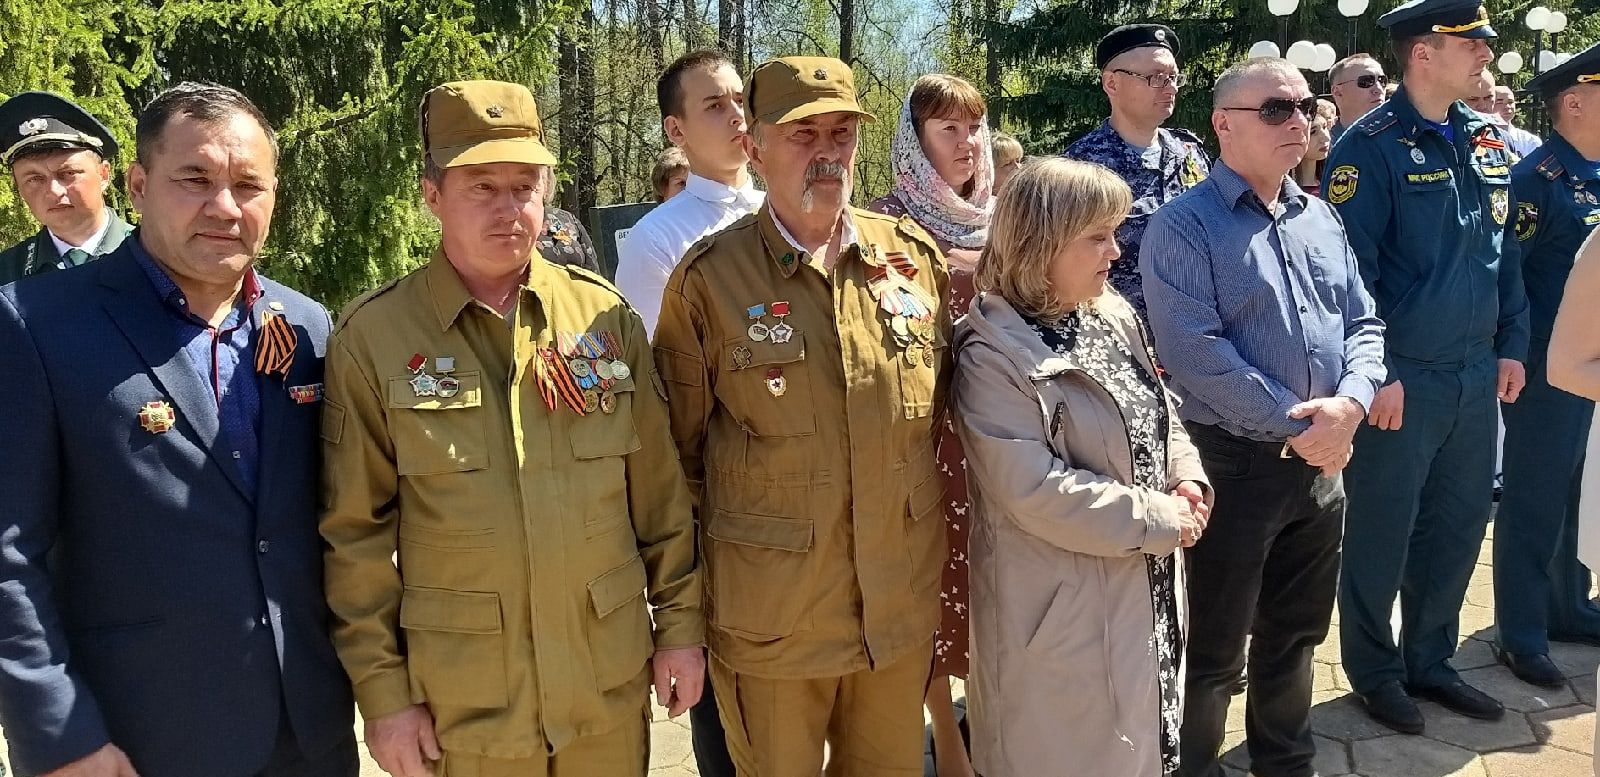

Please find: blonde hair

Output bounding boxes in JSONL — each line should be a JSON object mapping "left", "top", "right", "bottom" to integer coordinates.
{"left": 975, "top": 158, "right": 1132, "bottom": 321}
{"left": 650, "top": 146, "right": 690, "bottom": 201}
{"left": 908, "top": 73, "right": 987, "bottom": 127}
{"left": 991, "top": 131, "right": 1023, "bottom": 166}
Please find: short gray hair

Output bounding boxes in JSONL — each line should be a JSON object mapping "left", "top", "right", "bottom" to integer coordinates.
{"left": 1214, "top": 57, "right": 1305, "bottom": 110}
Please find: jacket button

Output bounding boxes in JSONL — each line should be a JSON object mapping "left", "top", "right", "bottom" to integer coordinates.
{"left": 1300, "top": 306, "right": 1309, "bottom": 313}
{"left": 258, "top": 539, "right": 270, "bottom": 554}
{"left": 259, "top": 614, "right": 270, "bottom": 627}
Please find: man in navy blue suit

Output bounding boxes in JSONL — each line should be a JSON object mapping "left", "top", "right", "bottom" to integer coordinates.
{"left": 0, "top": 83, "right": 356, "bottom": 777}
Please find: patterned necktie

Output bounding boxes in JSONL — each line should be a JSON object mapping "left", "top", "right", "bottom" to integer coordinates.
{"left": 63, "top": 248, "right": 91, "bottom": 267}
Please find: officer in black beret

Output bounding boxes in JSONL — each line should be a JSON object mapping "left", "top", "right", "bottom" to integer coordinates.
{"left": 1062, "top": 23, "right": 1211, "bottom": 319}
{"left": 0, "top": 91, "right": 132, "bottom": 285}
{"left": 1495, "top": 41, "right": 1600, "bottom": 692}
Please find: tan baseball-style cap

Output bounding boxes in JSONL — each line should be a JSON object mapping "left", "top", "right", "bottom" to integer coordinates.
{"left": 746, "top": 56, "right": 876, "bottom": 126}
{"left": 420, "top": 80, "right": 558, "bottom": 168}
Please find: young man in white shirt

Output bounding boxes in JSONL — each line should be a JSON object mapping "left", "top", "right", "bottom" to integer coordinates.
{"left": 616, "top": 50, "right": 762, "bottom": 334}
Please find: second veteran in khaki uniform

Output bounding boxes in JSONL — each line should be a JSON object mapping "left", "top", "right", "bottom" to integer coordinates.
{"left": 320, "top": 80, "right": 704, "bottom": 777}
{"left": 653, "top": 56, "right": 951, "bottom": 776}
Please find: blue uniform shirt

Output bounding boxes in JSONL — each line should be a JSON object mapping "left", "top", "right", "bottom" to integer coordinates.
{"left": 1142, "top": 162, "right": 1387, "bottom": 441}
{"left": 1322, "top": 87, "right": 1529, "bottom": 372}
{"left": 130, "top": 236, "right": 265, "bottom": 492}
{"left": 1511, "top": 132, "right": 1600, "bottom": 343}
{"left": 1063, "top": 121, "right": 1211, "bottom": 317}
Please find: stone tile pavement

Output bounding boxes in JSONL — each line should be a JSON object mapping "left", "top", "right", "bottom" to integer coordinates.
{"left": 4, "top": 522, "right": 1594, "bottom": 777}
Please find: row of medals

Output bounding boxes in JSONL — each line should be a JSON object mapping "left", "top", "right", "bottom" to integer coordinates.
{"left": 409, "top": 356, "right": 461, "bottom": 398}
{"left": 560, "top": 346, "right": 632, "bottom": 415}
{"left": 891, "top": 314, "right": 937, "bottom": 368}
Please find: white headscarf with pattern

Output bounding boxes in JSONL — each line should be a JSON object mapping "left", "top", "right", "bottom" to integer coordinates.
{"left": 888, "top": 91, "right": 995, "bottom": 250}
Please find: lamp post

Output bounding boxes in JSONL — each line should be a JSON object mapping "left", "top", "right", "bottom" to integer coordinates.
{"left": 1338, "top": 0, "right": 1369, "bottom": 59}
{"left": 1269, "top": 0, "right": 1299, "bottom": 51}
{"left": 1525, "top": 6, "right": 1553, "bottom": 135}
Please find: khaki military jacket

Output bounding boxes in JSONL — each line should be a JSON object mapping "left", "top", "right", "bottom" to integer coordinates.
{"left": 320, "top": 251, "right": 703, "bottom": 758}
{"left": 653, "top": 205, "right": 950, "bottom": 679}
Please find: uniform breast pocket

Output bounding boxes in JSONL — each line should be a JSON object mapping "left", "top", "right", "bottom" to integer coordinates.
{"left": 1398, "top": 173, "right": 1457, "bottom": 239}
{"left": 387, "top": 372, "right": 489, "bottom": 475}
{"left": 718, "top": 333, "right": 817, "bottom": 437}
{"left": 570, "top": 378, "right": 643, "bottom": 538}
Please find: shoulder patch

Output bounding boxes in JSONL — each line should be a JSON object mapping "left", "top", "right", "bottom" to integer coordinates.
{"left": 1327, "top": 165, "right": 1360, "bottom": 205}
{"left": 1516, "top": 202, "right": 1539, "bottom": 242}
{"left": 333, "top": 275, "right": 407, "bottom": 331}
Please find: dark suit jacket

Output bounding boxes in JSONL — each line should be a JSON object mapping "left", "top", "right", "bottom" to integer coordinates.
{"left": 0, "top": 214, "right": 133, "bottom": 285}
{"left": 0, "top": 244, "right": 355, "bottom": 776}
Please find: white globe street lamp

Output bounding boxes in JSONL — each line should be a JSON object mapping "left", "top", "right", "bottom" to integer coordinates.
{"left": 1546, "top": 11, "right": 1568, "bottom": 33}
{"left": 1498, "top": 51, "right": 1524, "bottom": 74}
{"left": 1525, "top": 6, "right": 1551, "bottom": 31}
{"left": 1249, "top": 40, "right": 1283, "bottom": 58}
{"left": 1287, "top": 40, "right": 1319, "bottom": 69}
{"left": 1313, "top": 44, "right": 1339, "bottom": 72}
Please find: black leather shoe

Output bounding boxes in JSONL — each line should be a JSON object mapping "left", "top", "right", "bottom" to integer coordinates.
{"left": 1408, "top": 680, "right": 1505, "bottom": 720}
{"left": 1360, "top": 680, "right": 1425, "bottom": 734}
{"left": 1500, "top": 651, "right": 1566, "bottom": 689}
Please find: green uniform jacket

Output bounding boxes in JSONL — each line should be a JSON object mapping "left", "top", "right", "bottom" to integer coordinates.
{"left": 0, "top": 214, "right": 133, "bottom": 286}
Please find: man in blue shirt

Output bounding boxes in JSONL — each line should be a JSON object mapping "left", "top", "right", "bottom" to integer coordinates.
{"left": 1328, "top": 54, "right": 1389, "bottom": 145}
{"left": 0, "top": 83, "right": 356, "bottom": 776}
{"left": 1143, "top": 57, "right": 1385, "bottom": 777}
{"left": 1064, "top": 23, "right": 1210, "bottom": 319}
{"left": 1323, "top": 0, "right": 1528, "bottom": 733}
{"left": 1494, "top": 42, "right": 1600, "bottom": 689}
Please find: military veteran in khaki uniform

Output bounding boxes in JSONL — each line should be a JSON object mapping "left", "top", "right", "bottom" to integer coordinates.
{"left": 320, "top": 80, "right": 705, "bottom": 777}
{"left": 653, "top": 56, "right": 951, "bottom": 777}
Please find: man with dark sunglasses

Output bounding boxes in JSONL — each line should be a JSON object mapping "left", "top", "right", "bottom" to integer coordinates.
{"left": 1324, "top": 0, "right": 1528, "bottom": 735}
{"left": 1063, "top": 23, "right": 1210, "bottom": 319}
{"left": 1143, "top": 57, "right": 1386, "bottom": 777}
{"left": 1329, "top": 54, "right": 1390, "bottom": 144}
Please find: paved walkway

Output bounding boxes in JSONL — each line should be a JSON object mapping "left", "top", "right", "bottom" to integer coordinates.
{"left": 3, "top": 522, "right": 1593, "bottom": 777}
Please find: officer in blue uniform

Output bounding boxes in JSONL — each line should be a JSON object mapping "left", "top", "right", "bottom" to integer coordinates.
{"left": 1324, "top": 0, "right": 1529, "bottom": 733}
{"left": 1063, "top": 23, "right": 1210, "bottom": 319}
{"left": 0, "top": 91, "right": 132, "bottom": 285}
{"left": 1494, "top": 42, "right": 1600, "bottom": 689}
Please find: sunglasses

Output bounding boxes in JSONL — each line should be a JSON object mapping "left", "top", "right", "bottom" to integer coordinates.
{"left": 1222, "top": 97, "right": 1320, "bottom": 126}
{"left": 1336, "top": 74, "right": 1388, "bottom": 90}
{"left": 1112, "top": 69, "right": 1188, "bottom": 89}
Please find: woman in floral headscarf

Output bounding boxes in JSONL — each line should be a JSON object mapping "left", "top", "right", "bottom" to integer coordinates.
{"left": 868, "top": 72, "right": 994, "bottom": 777}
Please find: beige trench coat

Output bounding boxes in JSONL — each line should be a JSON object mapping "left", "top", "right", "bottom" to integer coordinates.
{"left": 953, "top": 291, "right": 1211, "bottom": 777}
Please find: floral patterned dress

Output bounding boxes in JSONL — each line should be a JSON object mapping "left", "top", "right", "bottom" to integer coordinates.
{"left": 867, "top": 193, "right": 975, "bottom": 679}
{"left": 1027, "top": 307, "right": 1183, "bottom": 776}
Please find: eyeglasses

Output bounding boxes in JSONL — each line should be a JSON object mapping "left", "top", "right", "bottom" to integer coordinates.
{"left": 1112, "top": 69, "right": 1188, "bottom": 89}
{"left": 1222, "top": 97, "right": 1320, "bottom": 126}
{"left": 1335, "top": 74, "right": 1388, "bottom": 90}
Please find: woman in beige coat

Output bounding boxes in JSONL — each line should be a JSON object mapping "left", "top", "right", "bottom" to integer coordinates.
{"left": 954, "top": 158, "right": 1211, "bottom": 777}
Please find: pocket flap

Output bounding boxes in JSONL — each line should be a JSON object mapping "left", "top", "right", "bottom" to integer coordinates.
{"left": 726, "top": 333, "right": 807, "bottom": 371}
{"left": 589, "top": 555, "right": 648, "bottom": 618}
{"left": 388, "top": 372, "right": 484, "bottom": 409}
{"left": 708, "top": 510, "right": 813, "bottom": 551}
{"left": 399, "top": 587, "right": 502, "bottom": 634}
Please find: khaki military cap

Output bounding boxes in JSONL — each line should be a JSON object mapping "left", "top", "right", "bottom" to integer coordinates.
{"left": 421, "top": 80, "right": 557, "bottom": 168}
{"left": 746, "top": 57, "right": 876, "bottom": 126}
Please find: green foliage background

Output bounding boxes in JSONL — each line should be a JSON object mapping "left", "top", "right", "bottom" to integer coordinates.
{"left": 1, "top": 0, "right": 1594, "bottom": 307}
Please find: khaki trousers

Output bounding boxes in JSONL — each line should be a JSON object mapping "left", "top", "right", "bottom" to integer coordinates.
{"left": 710, "top": 639, "right": 933, "bottom": 777}
{"left": 436, "top": 705, "right": 649, "bottom": 777}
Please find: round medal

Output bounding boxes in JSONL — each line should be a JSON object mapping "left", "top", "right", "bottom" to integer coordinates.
{"left": 903, "top": 345, "right": 921, "bottom": 367}
{"left": 610, "top": 360, "right": 632, "bottom": 381}
{"left": 1410, "top": 147, "right": 1426, "bottom": 165}
{"left": 599, "top": 391, "right": 618, "bottom": 414}
{"left": 569, "top": 358, "right": 593, "bottom": 379}
{"left": 436, "top": 376, "right": 461, "bottom": 398}
{"left": 922, "top": 347, "right": 935, "bottom": 368}
{"left": 748, "top": 322, "right": 771, "bottom": 342}
{"left": 594, "top": 358, "right": 615, "bottom": 380}
{"left": 582, "top": 389, "right": 601, "bottom": 414}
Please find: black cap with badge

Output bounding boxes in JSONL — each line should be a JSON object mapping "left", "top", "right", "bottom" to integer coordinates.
{"left": 1096, "top": 24, "right": 1181, "bottom": 71}
{"left": 0, "top": 91, "right": 119, "bottom": 167}
{"left": 1378, "top": 0, "right": 1497, "bottom": 39}
{"left": 1524, "top": 41, "right": 1600, "bottom": 99}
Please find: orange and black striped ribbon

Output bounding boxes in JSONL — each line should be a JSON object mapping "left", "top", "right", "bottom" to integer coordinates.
{"left": 255, "top": 312, "right": 297, "bottom": 379}
{"left": 534, "top": 348, "right": 558, "bottom": 411}
{"left": 544, "top": 349, "right": 588, "bottom": 415}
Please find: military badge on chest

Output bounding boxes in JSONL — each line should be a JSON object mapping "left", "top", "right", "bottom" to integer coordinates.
{"left": 535, "top": 330, "right": 629, "bottom": 415}
{"left": 1490, "top": 188, "right": 1509, "bottom": 226}
{"left": 137, "top": 400, "right": 176, "bottom": 434}
{"left": 406, "top": 352, "right": 461, "bottom": 398}
{"left": 864, "top": 244, "right": 938, "bottom": 367}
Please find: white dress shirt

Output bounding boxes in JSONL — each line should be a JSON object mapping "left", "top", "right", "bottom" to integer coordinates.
{"left": 616, "top": 172, "right": 763, "bottom": 334}
{"left": 48, "top": 211, "right": 111, "bottom": 266}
